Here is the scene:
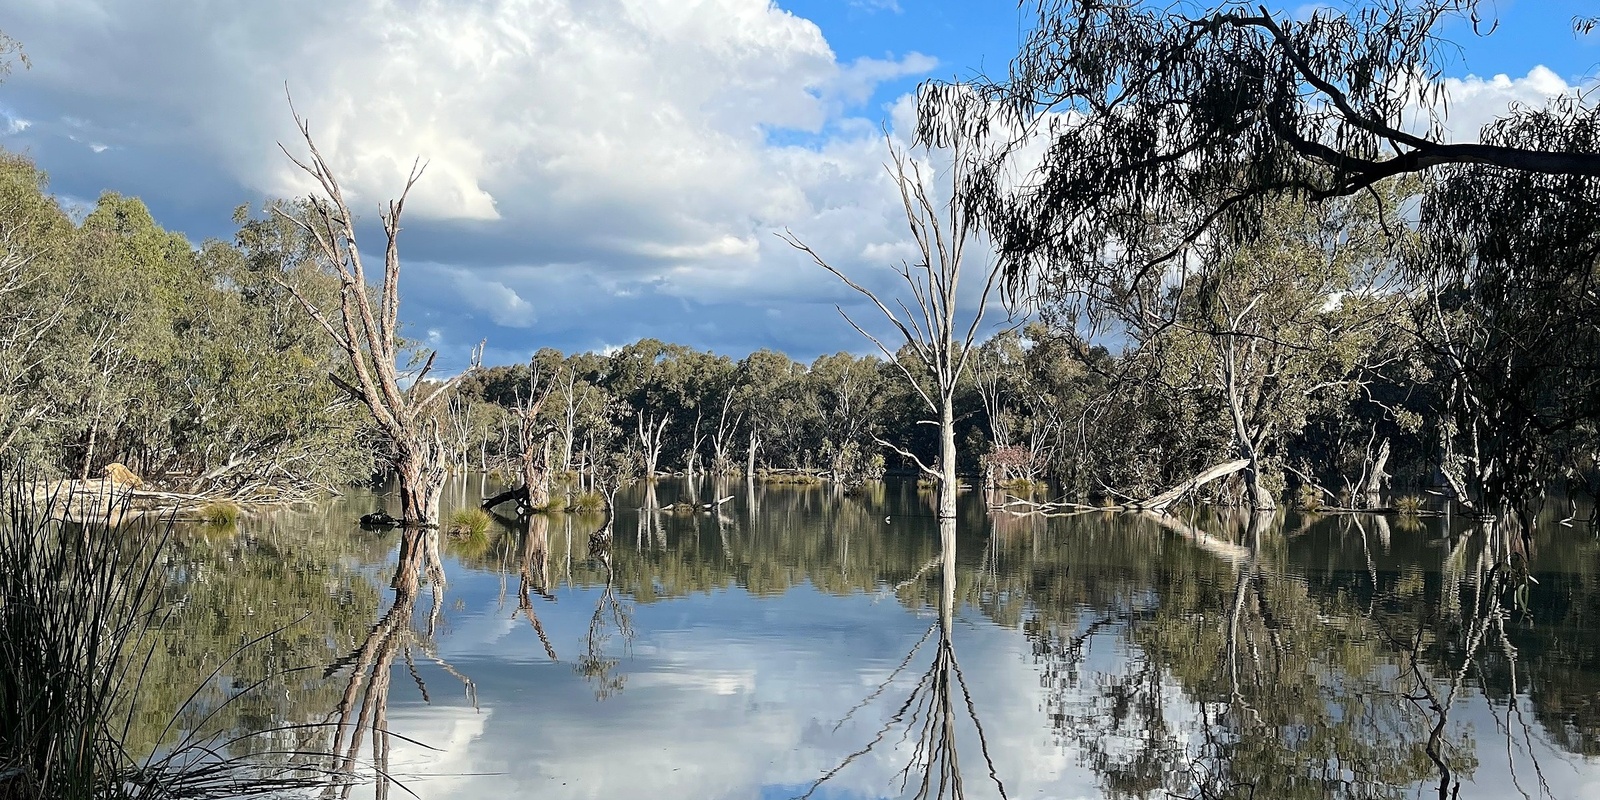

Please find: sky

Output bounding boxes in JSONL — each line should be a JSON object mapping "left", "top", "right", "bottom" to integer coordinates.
{"left": 0, "top": 0, "right": 1596, "bottom": 370}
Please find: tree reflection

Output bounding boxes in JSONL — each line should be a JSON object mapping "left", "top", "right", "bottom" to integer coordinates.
{"left": 802, "top": 519, "right": 1008, "bottom": 800}
{"left": 1014, "top": 507, "right": 1583, "bottom": 800}
{"left": 516, "top": 514, "right": 558, "bottom": 661}
{"left": 578, "top": 503, "right": 634, "bottom": 700}
{"left": 321, "top": 529, "right": 476, "bottom": 799}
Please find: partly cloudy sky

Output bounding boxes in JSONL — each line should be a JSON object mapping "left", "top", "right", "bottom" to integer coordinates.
{"left": 0, "top": 0, "right": 1595, "bottom": 369}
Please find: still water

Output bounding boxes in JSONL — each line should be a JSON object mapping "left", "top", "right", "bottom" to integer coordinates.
{"left": 150, "top": 478, "right": 1600, "bottom": 799}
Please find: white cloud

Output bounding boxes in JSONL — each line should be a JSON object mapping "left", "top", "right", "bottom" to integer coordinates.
{"left": 851, "top": 0, "right": 904, "bottom": 13}
{"left": 3, "top": 0, "right": 969, "bottom": 362}
{"left": 1406, "top": 66, "right": 1590, "bottom": 142}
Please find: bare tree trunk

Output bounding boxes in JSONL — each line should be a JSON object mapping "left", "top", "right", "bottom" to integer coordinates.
{"left": 78, "top": 416, "right": 100, "bottom": 482}
{"left": 1222, "top": 333, "right": 1276, "bottom": 511}
{"left": 396, "top": 446, "right": 445, "bottom": 528}
{"left": 1363, "top": 437, "right": 1391, "bottom": 509}
{"left": 781, "top": 135, "right": 1005, "bottom": 525}
{"left": 938, "top": 396, "right": 957, "bottom": 519}
{"left": 274, "top": 104, "right": 480, "bottom": 527}
{"left": 639, "top": 411, "right": 667, "bottom": 479}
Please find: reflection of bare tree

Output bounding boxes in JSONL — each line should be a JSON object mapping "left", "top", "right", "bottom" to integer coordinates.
{"left": 803, "top": 520, "right": 1008, "bottom": 800}
{"left": 1386, "top": 519, "right": 1551, "bottom": 800}
{"left": 516, "top": 514, "right": 557, "bottom": 661}
{"left": 1022, "top": 510, "right": 1569, "bottom": 800}
{"left": 320, "top": 530, "right": 476, "bottom": 799}
{"left": 578, "top": 509, "right": 634, "bottom": 701}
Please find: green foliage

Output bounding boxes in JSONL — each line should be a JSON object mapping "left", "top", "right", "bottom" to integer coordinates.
{"left": 0, "top": 152, "right": 371, "bottom": 497}
{"left": 1295, "top": 484, "right": 1324, "bottom": 514}
{"left": 1395, "top": 495, "right": 1425, "bottom": 515}
{"left": 447, "top": 508, "right": 493, "bottom": 537}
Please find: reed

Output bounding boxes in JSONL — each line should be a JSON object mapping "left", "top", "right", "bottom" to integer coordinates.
{"left": 0, "top": 479, "right": 364, "bottom": 799}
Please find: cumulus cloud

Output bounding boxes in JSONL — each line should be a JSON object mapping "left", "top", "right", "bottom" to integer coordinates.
{"left": 2, "top": 0, "right": 964, "bottom": 363}
{"left": 1, "top": 1, "right": 1584, "bottom": 365}
{"left": 1435, "top": 66, "right": 1587, "bottom": 140}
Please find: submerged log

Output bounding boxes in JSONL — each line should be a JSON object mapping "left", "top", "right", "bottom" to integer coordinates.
{"left": 1131, "top": 459, "right": 1250, "bottom": 512}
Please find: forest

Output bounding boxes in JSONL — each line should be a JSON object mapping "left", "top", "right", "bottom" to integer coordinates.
{"left": 2, "top": 142, "right": 1595, "bottom": 524}
{"left": 1, "top": 1, "right": 1598, "bottom": 530}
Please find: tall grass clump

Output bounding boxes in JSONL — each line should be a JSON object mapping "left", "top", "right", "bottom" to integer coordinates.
{"left": 0, "top": 479, "right": 361, "bottom": 799}
{"left": 568, "top": 492, "right": 605, "bottom": 513}
{"left": 0, "top": 483, "right": 166, "bottom": 798}
{"left": 446, "top": 508, "right": 493, "bottom": 537}
{"left": 198, "top": 500, "right": 240, "bottom": 528}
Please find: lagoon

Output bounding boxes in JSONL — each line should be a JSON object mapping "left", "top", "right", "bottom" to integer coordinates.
{"left": 148, "top": 478, "right": 1600, "bottom": 799}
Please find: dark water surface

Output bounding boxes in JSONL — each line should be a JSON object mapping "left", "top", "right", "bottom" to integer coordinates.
{"left": 148, "top": 478, "right": 1600, "bottom": 799}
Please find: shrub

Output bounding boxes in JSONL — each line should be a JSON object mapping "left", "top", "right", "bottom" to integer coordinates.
{"left": 1395, "top": 495, "right": 1425, "bottom": 515}
{"left": 1295, "top": 485, "right": 1323, "bottom": 513}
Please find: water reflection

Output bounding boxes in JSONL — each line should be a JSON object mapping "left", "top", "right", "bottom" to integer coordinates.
{"left": 135, "top": 480, "right": 1600, "bottom": 799}
{"left": 323, "top": 529, "right": 475, "bottom": 798}
{"left": 580, "top": 507, "right": 634, "bottom": 700}
{"left": 804, "top": 519, "right": 1008, "bottom": 800}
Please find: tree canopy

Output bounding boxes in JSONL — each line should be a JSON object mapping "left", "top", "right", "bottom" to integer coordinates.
{"left": 918, "top": 0, "right": 1600, "bottom": 302}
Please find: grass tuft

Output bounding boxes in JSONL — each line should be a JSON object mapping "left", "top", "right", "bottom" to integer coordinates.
{"left": 198, "top": 500, "right": 241, "bottom": 527}
{"left": 447, "top": 508, "right": 493, "bottom": 537}
{"left": 568, "top": 492, "right": 605, "bottom": 513}
{"left": 0, "top": 476, "right": 375, "bottom": 799}
{"left": 1395, "top": 495, "right": 1425, "bottom": 515}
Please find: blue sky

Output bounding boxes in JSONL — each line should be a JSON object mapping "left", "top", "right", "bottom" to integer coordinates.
{"left": 0, "top": 0, "right": 1595, "bottom": 370}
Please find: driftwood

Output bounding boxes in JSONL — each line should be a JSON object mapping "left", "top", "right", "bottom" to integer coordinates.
{"left": 1130, "top": 459, "right": 1250, "bottom": 511}
{"left": 997, "top": 494, "right": 1098, "bottom": 517}
{"left": 481, "top": 485, "right": 530, "bottom": 512}
{"left": 658, "top": 496, "right": 734, "bottom": 513}
{"left": 28, "top": 477, "right": 222, "bottom": 523}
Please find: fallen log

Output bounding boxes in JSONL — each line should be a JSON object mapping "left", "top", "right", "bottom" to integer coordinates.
{"left": 482, "top": 485, "right": 530, "bottom": 512}
{"left": 998, "top": 495, "right": 1099, "bottom": 516}
{"left": 1130, "top": 459, "right": 1250, "bottom": 512}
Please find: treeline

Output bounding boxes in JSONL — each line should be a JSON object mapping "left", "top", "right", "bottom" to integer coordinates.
{"left": 0, "top": 151, "right": 372, "bottom": 499}
{"left": 3, "top": 143, "right": 1596, "bottom": 516}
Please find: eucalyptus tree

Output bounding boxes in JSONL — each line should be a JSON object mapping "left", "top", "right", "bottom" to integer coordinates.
{"left": 1411, "top": 109, "right": 1600, "bottom": 520}
{"left": 274, "top": 109, "right": 480, "bottom": 526}
{"left": 0, "top": 152, "right": 71, "bottom": 464}
{"left": 783, "top": 139, "right": 1005, "bottom": 518}
{"left": 919, "top": 0, "right": 1600, "bottom": 301}
{"left": 806, "top": 352, "right": 889, "bottom": 480}
{"left": 735, "top": 349, "right": 808, "bottom": 473}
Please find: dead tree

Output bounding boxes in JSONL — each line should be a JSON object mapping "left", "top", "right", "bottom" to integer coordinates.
{"left": 782, "top": 137, "right": 1004, "bottom": 519}
{"left": 274, "top": 101, "right": 480, "bottom": 526}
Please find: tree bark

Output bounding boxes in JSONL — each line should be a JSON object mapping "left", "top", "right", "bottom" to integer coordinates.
{"left": 1137, "top": 459, "right": 1252, "bottom": 512}
{"left": 1362, "top": 437, "right": 1390, "bottom": 509}
{"left": 937, "top": 397, "right": 957, "bottom": 519}
{"left": 396, "top": 446, "right": 445, "bottom": 528}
